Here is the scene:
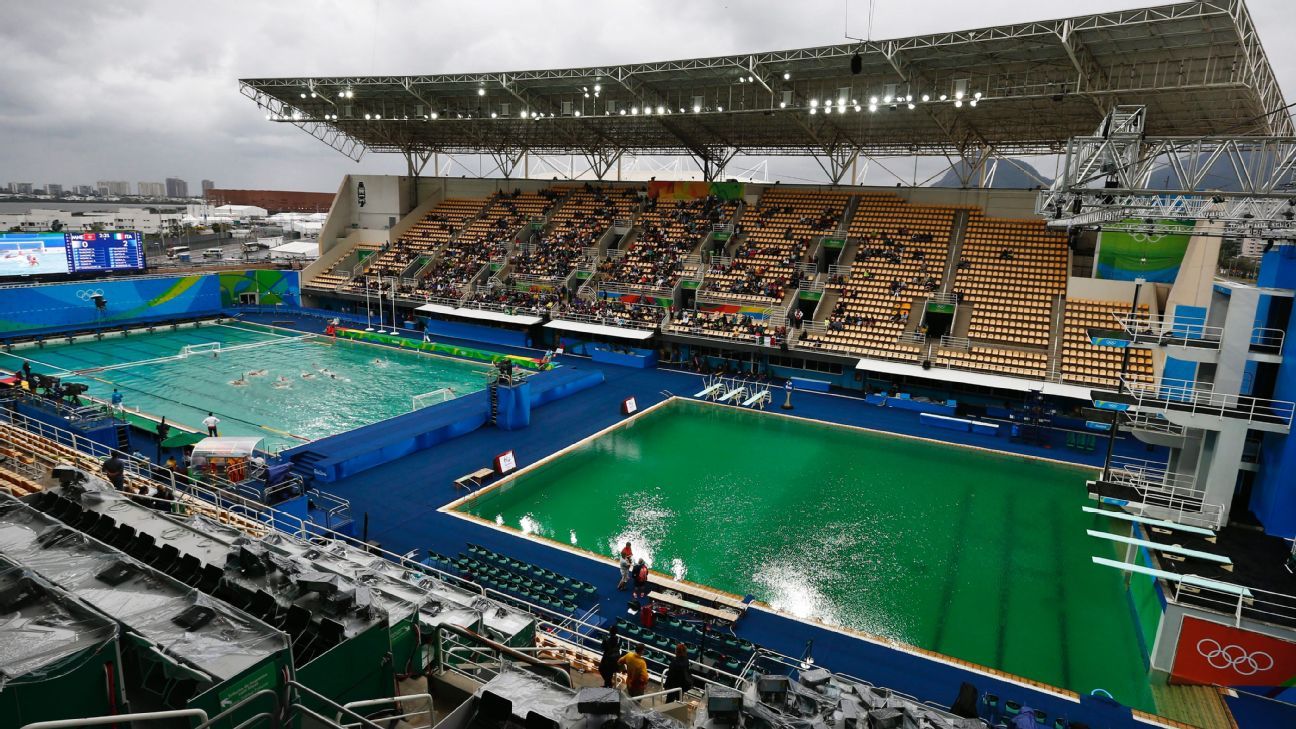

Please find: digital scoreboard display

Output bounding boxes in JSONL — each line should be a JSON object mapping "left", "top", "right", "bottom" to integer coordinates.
{"left": 0, "top": 231, "right": 146, "bottom": 278}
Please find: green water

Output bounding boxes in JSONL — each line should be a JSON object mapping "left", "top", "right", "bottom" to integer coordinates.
{"left": 2, "top": 323, "right": 491, "bottom": 451}
{"left": 459, "top": 399, "right": 1154, "bottom": 711}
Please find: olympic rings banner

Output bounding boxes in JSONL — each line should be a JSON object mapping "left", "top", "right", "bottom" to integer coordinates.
{"left": 1171, "top": 615, "right": 1296, "bottom": 688}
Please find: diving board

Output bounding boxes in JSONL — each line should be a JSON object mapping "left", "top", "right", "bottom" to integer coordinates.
{"left": 1091, "top": 556, "right": 1252, "bottom": 597}
{"left": 695, "top": 383, "right": 724, "bottom": 399}
{"left": 1082, "top": 506, "right": 1217, "bottom": 537}
{"left": 545, "top": 319, "right": 655, "bottom": 340}
{"left": 742, "top": 390, "right": 770, "bottom": 408}
{"left": 1086, "top": 530, "right": 1232, "bottom": 566}
{"left": 718, "top": 387, "right": 745, "bottom": 402}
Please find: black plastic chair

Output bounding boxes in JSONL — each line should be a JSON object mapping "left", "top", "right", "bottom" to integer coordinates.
{"left": 195, "top": 564, "right": 224, "bottom": 594}
{"left": 152, "top": 544, "right": 180, "bottom": 573}
{"left": 106, "top": 524, "right": 137, "bottom": 550}
{"left": 125, "top": 532, "right": 156, "bottom": 561}
{"left": 249, "top": 590, "right": 278, "bottom": 622}
{"left": 167, "top": 554, "right": 201, "bottom": 585}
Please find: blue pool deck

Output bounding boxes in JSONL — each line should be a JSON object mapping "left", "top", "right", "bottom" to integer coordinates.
{"left": 216, "top": 311, "right": 1238, "bottom": 729}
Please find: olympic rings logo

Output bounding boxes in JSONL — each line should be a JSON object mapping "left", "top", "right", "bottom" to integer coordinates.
{"left": 75, "top": 288, "right": 104, "bottom": 301}
{"left": 1128, "top": 232, "right": 1166, "bottom": 244}
{"left": 1196, "top": 639, "right": 1274, "bottom": 676}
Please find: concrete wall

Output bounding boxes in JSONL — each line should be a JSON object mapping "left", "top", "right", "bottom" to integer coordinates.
{"left": 1066, "top": 277, "right": 1160, "bottom": 314}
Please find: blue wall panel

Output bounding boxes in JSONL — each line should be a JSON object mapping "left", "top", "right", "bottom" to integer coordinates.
{"left": 0, "top": 275, "right": 221, "bottom": 339}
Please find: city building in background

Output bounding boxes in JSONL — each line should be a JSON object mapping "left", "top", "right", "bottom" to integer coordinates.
{"left": 201, "top": 179, "right": 215, "bottom": 194}
{"left": 45, "top": 184, "right": 63, "bottom": 196}
{"left": 137, "top": 181, "right": 166, "bottom": 197}
{"left": 165, "top": 177, "right": 189, "bottom": 198}
{"left": 96, "top": 180, "right": 130, "bottom": 196}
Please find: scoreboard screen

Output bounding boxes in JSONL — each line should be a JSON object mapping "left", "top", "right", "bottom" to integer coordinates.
{"left": 64, "top": 231, "right": 146, "bottom": 273}
{"left": 0, "top": 231, "right": 146, "bottom": 278}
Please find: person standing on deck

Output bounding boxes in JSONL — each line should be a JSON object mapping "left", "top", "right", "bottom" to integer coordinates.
{"left": 598, "top": 626, "right": 622, "bottom": 689}
{"left": 617, "top": 552, "right": 632, "bottom": 591}
{"left": 202, "top": 412, "right": 220, "bottom": 437}
{"left": 110, "top": 388, "right": 123, "bottom": 411}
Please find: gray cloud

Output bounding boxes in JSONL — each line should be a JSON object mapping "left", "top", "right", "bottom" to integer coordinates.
{"left": 0, "top": 0, "right": 1291, "bottom": 191}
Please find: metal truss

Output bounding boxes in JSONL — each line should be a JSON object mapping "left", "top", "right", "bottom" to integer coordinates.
{"left": 240, "top": 2, "right": 1290, "bottom": 174}
{"left": 1038, "top": 105, "right": 1296, "bottom": 239}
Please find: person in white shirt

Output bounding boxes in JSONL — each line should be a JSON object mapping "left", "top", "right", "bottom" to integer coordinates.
{"left": 202, "top": 412, "right": 220, "bottom": 437}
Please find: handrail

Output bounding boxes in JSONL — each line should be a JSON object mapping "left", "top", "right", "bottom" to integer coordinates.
{"left": 1119, "top": 375, "right": 1296, "bottom": 427}
{"left": 20, "top": 709, "right": 211, "bottom": 729}
{"left": 434, "top": 623, "right": 573, "bottom": 687}
{"left": 338, "top": 693, "right": 435, "bottom": 729}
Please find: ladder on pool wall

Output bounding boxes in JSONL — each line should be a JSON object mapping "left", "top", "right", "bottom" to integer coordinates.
{"left": 488, "top": 383, "right": 499, "bottom": 425}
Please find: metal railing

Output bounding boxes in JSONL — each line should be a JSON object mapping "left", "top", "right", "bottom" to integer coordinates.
{"left": 1119, "top": 375, "right": 1296, "bottom": 427}
{"left": 1113, "top": 312, "right": 1220, "bottom": 342}
{"left": 1120, "top": 410, "right": 1189, "bottom": 437}
{"left": 938, "top": 335, "right": 970, "bottom": 350}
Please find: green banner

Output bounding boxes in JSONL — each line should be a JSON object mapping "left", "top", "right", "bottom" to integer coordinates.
{"left": 926, "top": 302, "right": 955, "bottom": 315}
{"left": 335, "top": 328, "right": 551, "bottom": 371}
{"left": 1096, "top": 219, "right": 1193, "bottom": 282}
{"left": 821, "top": 238, "right": 846, "bottom": 249}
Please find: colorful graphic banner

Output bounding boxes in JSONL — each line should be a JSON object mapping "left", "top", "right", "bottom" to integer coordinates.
{"left": 1097, "top": 219, "right": 1194, "bottom": 282}
{"left": 0, "top": 274, "right": 220, "bottom": 337}
{"left": 333, "top": 327, "right": 551, "bottom": 371}
{"left": 218, "top": 269, "right": 300, "bottom": 307}
{"left": 1172, "top": 616, "right": 1296, "bottom": 689}
{"left": 648, "top": 181, "right": 745, "bottom": 201}
{"left": 698, "top": 302, "right": 772, "bottom": 320}
{"left": 598, "top": 291, "right": 671, "bottom": 308}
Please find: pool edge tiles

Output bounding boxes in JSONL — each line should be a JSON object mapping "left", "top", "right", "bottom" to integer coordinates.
{"left": 443, "top": 396, "right": 1127, "bottom": 703}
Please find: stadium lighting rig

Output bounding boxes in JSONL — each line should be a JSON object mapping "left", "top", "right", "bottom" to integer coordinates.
{"left": 1038, "top": 106, "right": 1296, "bottom": 241}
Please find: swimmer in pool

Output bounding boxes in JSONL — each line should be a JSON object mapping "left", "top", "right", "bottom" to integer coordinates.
{"left": 230, "top": 377, "right": 248, "bottom": 386}
{"left": 276, "top": 375, "right": 290, "bottom": 383}
{"left": 371, "top": 358, "right": 388, "bottom": 367}
{"left": 272, "top": 380, "right": 292, "bottom": 389}
{"left": 247, "top": 369, "right": 267, "bottom": 377}
{"left": 300, "top": 372, "right": 315, "bottom": 379}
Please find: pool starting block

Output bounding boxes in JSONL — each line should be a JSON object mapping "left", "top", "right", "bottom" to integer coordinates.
{"left": 695, "top": 383, "right": 725, "bottom": 399}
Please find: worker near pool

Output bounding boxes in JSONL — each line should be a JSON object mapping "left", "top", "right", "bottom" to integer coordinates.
{"left": 102, "top": 453, "right": 125, "bottom": 491}
{"left": 617, "top": 552, "right": 632, "bottom": 591}
{"left": 110, "top": 388, "right": 123, "bottom": 411}
{"left": 202, "top": 412, "right": 220, "bottom": 437}
{"left": 631, "top": 559, "right": 650, "bottom": 599}
{"left": 617, "top": 650, "right": 649, "bottom": 697}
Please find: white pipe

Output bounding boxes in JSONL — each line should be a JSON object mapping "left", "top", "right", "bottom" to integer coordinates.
{"left": 22, "top": 709, "right": 210, "bottom": 729}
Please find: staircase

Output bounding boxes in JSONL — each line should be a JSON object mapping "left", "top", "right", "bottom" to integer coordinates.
{"left": 113, "top": 421, "right": 130, "bottom": 451}
{"left": 950, "top": 303, "right": 974, "bottom": 339}
{"left": 941, "top": 209, "right": 971, "bottom": 294}
{"left": 288, "top": 450, "right": 327, "bottom": 482}
{"left": 1047, "top": 296, "right": 1067, "bottom": 379}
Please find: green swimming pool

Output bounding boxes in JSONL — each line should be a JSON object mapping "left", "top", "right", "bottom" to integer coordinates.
{"left": 1, "top": 322, "right": 492, "bottom": 451}
{"left": 455, "top": 398, "right": 1154, "bottom": 711}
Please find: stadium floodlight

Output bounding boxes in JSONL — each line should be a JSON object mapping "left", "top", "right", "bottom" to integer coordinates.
{"left": 430, "top": 112, "right": 438, "bottom": 119}
{"left": 490, "top": 112, "right": 497, "bottom": 118}
{"left": 619, "top": 109, "right": 626, "bottom": 115}
{"left": 642, "top": 107, "right": 651, "bottom": 115}
{"left": 969, "top": 99, "right": 977, "bottom": 107}
{"left": 310, "top": 92, "right": 316, "bottom": 98}
{"left": 810, "top": 99, "right": 819, "bottom": 107}
{"left": 883, "top": 94, "right": 892, "bottom": 103}
{"left": 824, "top": 106, "right": 832, "bottom": 114}
{"left": 593, "top": 84, "right": 601, "bottom": 92}
{"left": 810, "top": 108, "right": 817, "bottom": 115}
{"left": 939, "top": 94, "right": 947, "bottom": 101}
{"left": 716, "top": 105, "right": 723, "bottom": 112}
{"left": 837, "top": 98, "right": 845, "bottom": 108}
{"left": 854, "top": 105, "right": 861, "bottom": 112}
{"left": 869, "top": 96, "right": 878, "bottom": 104}
{"left": 954, "top": 99, "right": 963, "bottom": 108}
{"left": 694, "top": 104, "right": 702, "bottom": 112}
{"left": 300, "top": 93, "right": 306, "bottom": 98}
{"left": 478, "top": 88, "right": 485, "bottom": 96}
{"left": 631, "top": 107, "right": 639, "bottom": 114}
{"left": 921, "top": 93, "right": 930, "bottom": 102}
{"left": 656, "top": 105, "right": 664, "bottom": 114}
{"left": 574, "top": 110, "right": 581, "bottom": 117}
{"left": 338, "top": 91, "right": 345, "bottom": 98}
{"left": 778, "top": 102, "right": 786, "bottom": 109}
{"left": 868, "top": 103, "right": 878, "bottom": 112}
{"left": 907, "top": 102, "right": 916, "bottom": 110}
{"left": 973, "top": 91, "right": 982, "bottom": 100}
{"left": 783, "top": 71, "right": 790, "bottom": 80}
{"left": 364, "top": 113, "right": 371, "bottom": 120}
{"left": 346, "top": 90, "right": 354, "bottom": 98}
{"left": 374, "top": 114, "right": 381, "bottom": 119}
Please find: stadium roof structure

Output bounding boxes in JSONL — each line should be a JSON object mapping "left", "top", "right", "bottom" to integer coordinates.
{"left": 240, "top": 0, "right": 1291, "bottom": 183}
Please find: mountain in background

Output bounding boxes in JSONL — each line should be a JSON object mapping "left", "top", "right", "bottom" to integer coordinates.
{"left": 931, "top": 159, "right": 1053, "bottom": 189}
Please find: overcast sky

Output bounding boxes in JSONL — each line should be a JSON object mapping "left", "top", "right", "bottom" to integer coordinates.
{"left": 2, "top": 0, "right": 1292, "bottom": 192}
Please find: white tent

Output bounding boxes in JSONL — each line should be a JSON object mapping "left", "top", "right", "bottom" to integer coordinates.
{"left": 269, "top": 239, "right": 318, "bottom": 260}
